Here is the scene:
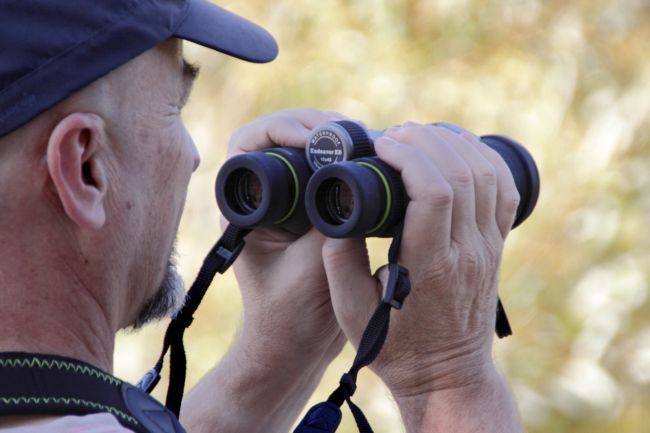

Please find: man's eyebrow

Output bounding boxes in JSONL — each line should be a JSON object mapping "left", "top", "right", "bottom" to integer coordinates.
{"left": 180, "top": 58, "right": 200, "bottom": 106}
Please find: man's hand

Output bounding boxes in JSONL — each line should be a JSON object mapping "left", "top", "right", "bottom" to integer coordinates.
{"left": 181, "top": 109, "right": 347, "bottom": 433}
{"left": 322, "top": 122, "right": 522, "bottom": 432}
{"left": 225, "top": 109, "right": 348, "bottom": 366}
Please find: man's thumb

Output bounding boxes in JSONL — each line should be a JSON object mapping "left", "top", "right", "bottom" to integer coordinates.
{"left": 322, "top": 237, "right": 382, "bottom": 348}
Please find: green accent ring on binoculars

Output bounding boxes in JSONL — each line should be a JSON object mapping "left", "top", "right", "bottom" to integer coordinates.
{"left": 266, "top": 151, "right": 300, "bottom": 224}
{"left": 357, "top": 161, "right": 392, "bottom": 235}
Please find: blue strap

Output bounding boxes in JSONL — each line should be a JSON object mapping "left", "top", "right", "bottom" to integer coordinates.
{"left": 294, "top": 402, "right": 342, "bottom": 433}
{"left": 344, "top": 386, "right": 374, "bottom": 433}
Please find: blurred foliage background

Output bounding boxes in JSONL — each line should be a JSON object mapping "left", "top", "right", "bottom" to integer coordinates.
{"left": 115, "top": 0, "right": 650, "bottom": 431}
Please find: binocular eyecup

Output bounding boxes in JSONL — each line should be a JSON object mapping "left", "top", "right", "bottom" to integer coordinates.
{"left": 306, "top": 157, "right": 407, "bottom": 238}
{"left": 215, "top": 147, "right": 312, "bottom": 234}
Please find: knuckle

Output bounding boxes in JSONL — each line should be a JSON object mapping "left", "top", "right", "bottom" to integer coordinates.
{"left": 461, "top": 250, "right": 483, "bottom": 274}
{"left": 478, "top": 166, "right": 497, "bottom": 186}
{"left": 459, "top": 248, "right": 495, "bottom": 286}
{"left": 448, "top": 168, "right": 474, "bottom": 187}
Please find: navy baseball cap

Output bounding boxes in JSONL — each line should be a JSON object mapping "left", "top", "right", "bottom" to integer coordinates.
{"left": 0, "top": 0, "right": 279, "bottom": 138}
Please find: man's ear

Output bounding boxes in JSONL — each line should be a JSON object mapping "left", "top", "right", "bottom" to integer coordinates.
{"left": 46, "top": 113, "right": 108, "bottom": 230}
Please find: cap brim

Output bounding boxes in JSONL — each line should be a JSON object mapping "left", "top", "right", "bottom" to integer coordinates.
{"left": 173, "top": 0, "right": 278, "bottom": 63}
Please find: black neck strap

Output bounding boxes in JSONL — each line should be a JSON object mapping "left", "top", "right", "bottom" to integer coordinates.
{"left": 139, "top": 224, "right": 250, "bottom": 417}
{"left": 0, "top": 352, "right": 184, "bottom": 433}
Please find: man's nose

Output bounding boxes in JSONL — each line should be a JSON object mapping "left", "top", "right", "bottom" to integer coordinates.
{"left": 187, "top": 134, "right": 201, "bottom": 172}
{"left": 192, "top": 148, "right": 201, "bottom": 172}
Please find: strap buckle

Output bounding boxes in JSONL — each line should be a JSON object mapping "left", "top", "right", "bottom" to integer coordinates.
{"left": 382, "top": 263, "right": 411, "bottom": 310}
{"left": 136, "top": 368, "right": 161, "bottom": 393}
{"left": 214, "top": 241, "right": 245, "bottom": 274}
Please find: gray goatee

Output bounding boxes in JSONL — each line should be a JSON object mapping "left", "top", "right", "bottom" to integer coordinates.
{"left": 131, "top": 251, "right": 185, "bottom": 329}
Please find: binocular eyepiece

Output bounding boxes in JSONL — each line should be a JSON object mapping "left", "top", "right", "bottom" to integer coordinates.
{"left": 215, "top": 121, "right": 540, "bottom": 238}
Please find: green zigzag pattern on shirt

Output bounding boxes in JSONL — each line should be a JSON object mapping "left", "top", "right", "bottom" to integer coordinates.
{"left": 0, "top": 396, "right": 138, "bottom": 426}
{"left": 0, "top": 358, "right": 121, "bottom": 386}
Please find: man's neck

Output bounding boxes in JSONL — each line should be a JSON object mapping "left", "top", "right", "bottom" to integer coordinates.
{"left": 0, "top": 315, "right": 115, "bottom": 372}
{"left": 0, "top": 260, "right": 117, "bottom": 372}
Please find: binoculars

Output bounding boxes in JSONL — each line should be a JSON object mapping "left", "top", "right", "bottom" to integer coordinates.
{"left": 215, "top": 121, "right": 540, "bottom": 238}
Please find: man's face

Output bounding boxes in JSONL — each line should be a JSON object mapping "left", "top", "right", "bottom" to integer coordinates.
{"left": 102, "top": 39, "right": 200, "bottom": 328}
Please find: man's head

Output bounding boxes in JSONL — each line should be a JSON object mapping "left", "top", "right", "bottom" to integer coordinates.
{"left": 0, "top": 38, "right": 194, "bottom": 330}
{"left": 0, "top": 1, "right": 278, "bottom": 340}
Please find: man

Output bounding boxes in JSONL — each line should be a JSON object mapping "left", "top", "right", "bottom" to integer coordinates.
{"left": 0, "top": 1, "right": 522, "bottom": 432}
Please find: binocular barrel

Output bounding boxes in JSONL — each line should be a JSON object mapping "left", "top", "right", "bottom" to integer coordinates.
{"left": 215, "top": 121, "right": 540, "bottom": 238}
